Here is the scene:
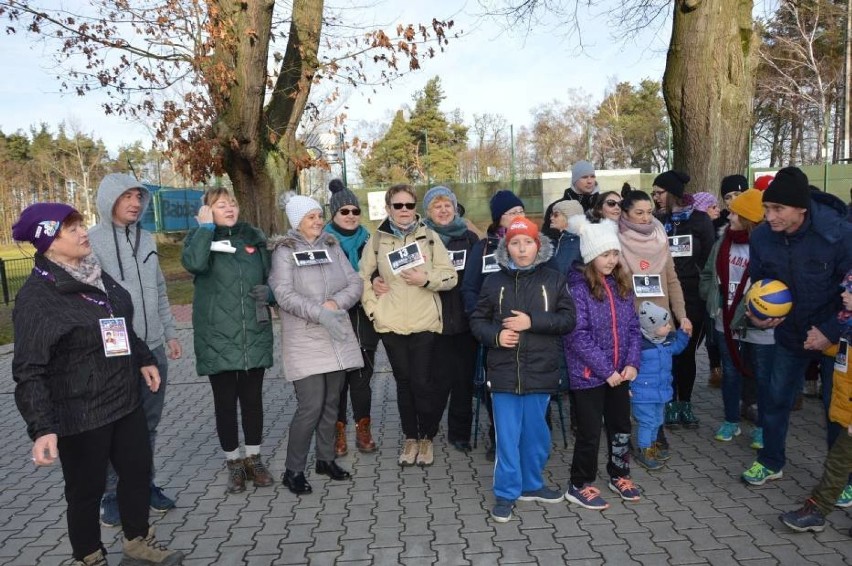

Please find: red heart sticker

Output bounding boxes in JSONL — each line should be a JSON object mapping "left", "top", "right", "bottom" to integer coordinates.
{"left": 639, "top": 260, "right": 650, "bottom": 271}
{"left": 245, "top": 246, "right": 256, "bottom": 254}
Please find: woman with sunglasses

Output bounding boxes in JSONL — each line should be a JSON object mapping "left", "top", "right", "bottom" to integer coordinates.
{"left": 422, "top": 186, "right": 481, "bottom": 453}
{"left": 359, "top": 184, "right": 458, "bottom": 467}
{"left": 652, "top": 171, "right": 715, "bottom": 430}
{"left": 323, "top": 179, "right": 380, "bottom": 457}
{"left": 589, "top": 191, "right": 624, "bottom": 223}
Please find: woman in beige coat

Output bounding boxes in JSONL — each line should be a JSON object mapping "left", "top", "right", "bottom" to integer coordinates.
{"left": 359, "top": 184, "right": 457, "bottom": 467}
{"left": 269, "top": 195, "right": 363, "bottom": 495}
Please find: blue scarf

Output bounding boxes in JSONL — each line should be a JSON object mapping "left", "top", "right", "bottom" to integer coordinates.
{"left": 665, "top": 206, "right": 693, "bottom": 233}
{"left": 324, "top": 222, "right": 369, "bottom": 271}
{"left": 424, "top": 216, "right": 468, "bottom": 245}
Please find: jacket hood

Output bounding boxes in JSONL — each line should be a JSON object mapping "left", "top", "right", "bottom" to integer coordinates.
{"left": 808, "top": 191, "right": 849, "bottom": 244}
{"left": 96, "top": 173, "right": 151, "bottom": 226}
{"left": 268, "top": 229, "right": 338, "bottom": 251}
{"left": 494, "top": 232, "right": 554, "bottom": 270}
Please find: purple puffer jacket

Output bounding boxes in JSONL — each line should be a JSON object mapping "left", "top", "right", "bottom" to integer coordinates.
{"left": 564, "top": 269, "right": 642, "bottom": 390}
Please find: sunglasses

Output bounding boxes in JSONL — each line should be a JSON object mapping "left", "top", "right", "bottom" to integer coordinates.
{"left": 338, "top": 207, "right": 361, "bottom": 216}
{"left": 604, "top": 200, "right": 621, "bottom": 208}
{"left": 391, "top": 202, "right": 416, "bottom": 210}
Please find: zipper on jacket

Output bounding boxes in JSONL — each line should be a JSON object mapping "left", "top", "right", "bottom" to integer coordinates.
{"left": 514, "top": 270, "right": 523, "bottom": 395}
{"left": 233, "top": 228, "right": 250, "bottom": 371}
{"left": 541, "top": 285, "right": 548, "bottom": 312}
{"left": 321, "top": 259, "right": 345, "bottom": 369}
{"left": 131, "top": 241, "right": 149, "bottom": 343}
{"left": 603, "top": 278, "right": 620, "bottom": 369}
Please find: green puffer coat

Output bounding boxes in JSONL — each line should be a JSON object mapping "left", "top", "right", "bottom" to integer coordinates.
{"left": 182, "top": 222, "right": 274, "bottom": 376}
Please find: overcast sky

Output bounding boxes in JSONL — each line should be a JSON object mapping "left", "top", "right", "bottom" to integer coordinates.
{"left": 0, "top": 1, "right": 774, "bottom": 155}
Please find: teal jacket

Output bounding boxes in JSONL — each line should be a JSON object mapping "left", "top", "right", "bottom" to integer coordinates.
{"left": 182, "top": 222, "right": 273, "bottom": 376}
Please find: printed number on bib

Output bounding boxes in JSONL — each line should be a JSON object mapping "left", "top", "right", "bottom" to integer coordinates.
{"left": 448, "top": 249, "right": 467, "bottom": 271}
{"left": 293, "top": 249, "right": 332, "bottom": 266}
{"left": 482, "top": 253, "right": 499, "bottom": 273}
{"left": 632, "top": 274, "right": 664, "bottom": 297}
{"left": 668, "top": 235, "right": 693, "bottom": 258}
{"left": 387, "top": 241, "right": 424, "bottom": 275}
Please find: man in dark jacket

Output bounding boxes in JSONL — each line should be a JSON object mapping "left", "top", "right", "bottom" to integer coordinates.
{"left": 542, "top": 160, "right": 600, "bottom": 239}
{"left": 741, "top": 166, "right": 852, "bottom": 487}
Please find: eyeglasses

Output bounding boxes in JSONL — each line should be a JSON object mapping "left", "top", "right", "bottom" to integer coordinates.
{"left": 338, "top": 207, "right": 361, "bottom": 216}
{"left": 502, "top": 209, "right": 524, "bottom": 217}
{"left": 604, "top": 200, "right": 621, "bottom": 208}
{"left": 651, "top": 190, "right": 666, "bottom": 197}
{"left": 391, "top": 202, "right": 416, "bottom": 210}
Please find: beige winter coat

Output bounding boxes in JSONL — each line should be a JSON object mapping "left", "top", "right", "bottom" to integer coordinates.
{"left": 269, "top": 230, "right": 364, "bottom": 381}
{"left": 359, "top": 217, "right": 457, "bottom": 334}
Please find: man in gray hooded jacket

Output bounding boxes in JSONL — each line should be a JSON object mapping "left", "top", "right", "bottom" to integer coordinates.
{"left": 89, "top": 173, "right": 182, "bottom": 525}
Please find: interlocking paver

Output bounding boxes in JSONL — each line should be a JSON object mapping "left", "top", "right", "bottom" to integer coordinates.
{"left": 2, "top": 321, "right": 851, "bottom": 566}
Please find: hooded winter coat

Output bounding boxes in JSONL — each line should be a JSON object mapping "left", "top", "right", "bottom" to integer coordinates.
{"left": 630, "top": 330, "right": 690, "bottom": 404}
{"left": 268, "top": 230, "right": 364, "bottom": 381}
{"left": 358, "top": 216, "right": 457, "bottom": 335}
{"left": 749, "top": 191, "right": 852, "bottom": 354}
{"left": 13, "top": 255, "right": 156, "bottom": 440}
{"left": 564, "top": 269, "right": 643, "bottom": 391}
{"left": 88, "top": 175, "right": 177, "bottom": 349}
{"left": 461, "top": 232, "right": 501, "bottom": 315}
{"left": 182, "top": 222, "right": 274, "bottom": 376}
{"left": 469, "top": 237, "right": 576, "bottom": 395}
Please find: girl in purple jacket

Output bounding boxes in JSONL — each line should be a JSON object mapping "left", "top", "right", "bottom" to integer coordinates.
{"left": 564, "top": 218, "right": 643, "bottom": 510}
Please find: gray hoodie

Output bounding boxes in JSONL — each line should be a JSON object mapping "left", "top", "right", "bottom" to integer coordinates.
{"left": 88, "top": 173, "right": 177, "bottom": 349}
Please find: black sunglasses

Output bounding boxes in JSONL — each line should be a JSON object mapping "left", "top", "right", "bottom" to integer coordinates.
{"left": 604, "top": 200, "right": 621, "bottom": 207}
{"left": 391, "top": 202, "right": 416, "bottom": 210}
{"left": 338, "top": 207, "right": 361, "bottom": 216}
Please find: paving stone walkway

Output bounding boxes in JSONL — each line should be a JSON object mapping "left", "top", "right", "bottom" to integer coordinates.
{"left": 0, "top": 321, "right": 850, "bottom": 565}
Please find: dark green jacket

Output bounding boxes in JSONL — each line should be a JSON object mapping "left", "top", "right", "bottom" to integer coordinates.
{"left": 182, "top": 222, "right": 273, "bottom": 376}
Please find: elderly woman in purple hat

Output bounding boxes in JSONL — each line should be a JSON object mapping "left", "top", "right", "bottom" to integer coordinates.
{"left": 11, "top": 203, "right": 184, "bottom": 566}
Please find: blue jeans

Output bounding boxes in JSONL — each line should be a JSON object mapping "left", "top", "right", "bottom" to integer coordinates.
{"left": 632, "top": 402, "right": 664, "bottom": 449}
{"left": 717, "top": 331, "right": 775, "bottom": 426}
{"left": 492, "top": 392, "right": 552, "bottom": 502}
{"left": 105, "top": 344, "right": 169, "bottom": 494}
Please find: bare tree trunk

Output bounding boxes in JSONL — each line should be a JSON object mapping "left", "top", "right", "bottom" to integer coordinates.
{"left": 663, "top": 0, "right": 756, "bottom": 193}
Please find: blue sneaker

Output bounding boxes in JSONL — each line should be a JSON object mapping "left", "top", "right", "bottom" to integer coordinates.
{"left": 518, "top": 487, "right": 564, "bottom": 503}
{"left": 750, "top": 428, "right": 764, "bottom": 450}
{"left": 149, "top": 484, "right": 176, "bottom": 513}
{"left": 742, "top": 461, "right": 783, "bottom": 486}
{"left": 780, "top": 499, "right": 826, "bottom": 532}
{"left": 714, "top": 422, "right": 741, "bottom": 442}
{"left": 100, "top": 493, "right": 120, "bottom": 527}
{"left": 565, "top": 483, "right": 609, "bottom": 510}
{"left": 490, "top": 498, "right": 514, "bottom": 523}
{"left": 608, "top": 476, "right": 641, "bottom": 502}
{"left": 835, "top": 483, "right": 852, "bottom": 508}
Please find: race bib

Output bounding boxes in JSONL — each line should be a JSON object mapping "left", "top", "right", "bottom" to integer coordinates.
{"left": 632, "top": 274, "right": 664, "bottom": 297}
{"left": 100, "top": 317, "right": 131, "bottom": 357}
{"left": 387, "top": 241, "right": 425, "bottom": 275}
{"left": 293, "top": 249, "right": 332, "bottom": 266}
{"left": 836, "top": 339, "right": 849, "bottom": 374}
{"left": 481, "top": 253, "right": 499, "bottom": 274}
{"left": 449, "top": 249, "right": 467, "bottom": 271}
{"left": 668, "top": 235, "right": 693, "bottom": 257}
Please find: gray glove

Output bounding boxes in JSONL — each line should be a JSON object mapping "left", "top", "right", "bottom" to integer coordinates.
{"left": 249, "top": 285, "right": 271, "bottom": 323}
{"left": 318, "top": 309, "right": 349, "bottom": 342}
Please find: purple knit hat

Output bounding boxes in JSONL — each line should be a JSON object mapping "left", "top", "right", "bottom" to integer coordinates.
{"left": 691, "top": 192, "right": 718, "bottom": 213}
{"left": 12, "top": 203, "right": 77, "bottom": 254}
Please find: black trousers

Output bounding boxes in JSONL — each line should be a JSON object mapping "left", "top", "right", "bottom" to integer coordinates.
{"left": 208, "top": 368, "right": 265, "bottom": 452}
{"left": 59, "top": 406, "right": 151, "bottom": 559}
{"left": 570, "top": 383, "right": 632, "bottom": 487}
{"left": 673, "top": 301, "right": 706, "bottom": 402}
{"left": 382, "top": 331, "right": 442, "bottom": 439}
{"left": 432, "top": 331, "right": 477, "bottom": 443}
{"left": 337, "top": 348, "right": 376, "bottom": 423}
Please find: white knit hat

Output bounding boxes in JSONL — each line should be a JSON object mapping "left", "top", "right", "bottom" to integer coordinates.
{"left": 285, "top": 195, "right": 323, "bottom": 228}
{"left": 578, "top": 220, "right": 621, "bottom": 263}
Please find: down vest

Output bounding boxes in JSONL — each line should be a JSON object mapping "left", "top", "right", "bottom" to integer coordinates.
{"left": 630, "top": 330, "right": 690, "bottom": 404}
{"left": 13, "top": 255, "right": 156, "bottom": 440}
{"left": 469, "top": 237, "right": 576, "bottom": 395}
{"left": 564, "top": 269, "right": 642, "bottom": 391}
{"left": 749, "top": 191, "right": 852, "bottom": 354}
{"left": 268, "top": 230, "right": 364, "bottom": 381}
{"left": 182, "top": 222, "right": 274, "bottom": 376}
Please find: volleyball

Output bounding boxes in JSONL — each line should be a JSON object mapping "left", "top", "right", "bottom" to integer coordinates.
{"left": 746, "top": 279, "right": 793, "bottom": 320}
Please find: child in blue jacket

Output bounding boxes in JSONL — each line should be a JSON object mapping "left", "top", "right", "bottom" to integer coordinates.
{"left": 631, "top": 301, "right": 689, "bottom": 470}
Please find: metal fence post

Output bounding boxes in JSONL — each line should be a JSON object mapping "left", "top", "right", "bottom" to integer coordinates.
{"left": 0, "top": 259, "right": 8, "bottom": 305}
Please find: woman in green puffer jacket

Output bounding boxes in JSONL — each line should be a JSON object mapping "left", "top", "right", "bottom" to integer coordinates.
{"left": 182, "top": 188, "right": 274, "bottom": 495}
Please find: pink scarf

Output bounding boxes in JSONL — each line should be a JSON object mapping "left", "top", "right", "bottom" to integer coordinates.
{"left": 617, "top": 216, "right": 669, "bottom": 275}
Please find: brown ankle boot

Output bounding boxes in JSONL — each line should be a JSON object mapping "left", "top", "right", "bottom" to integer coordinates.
{"left": 243, "top": 454, "right": 274, "bottom": 487}
{"left": 355, "top": 417, "right": 377, "bottom": 453}
{"left": 708, "top": 367, "right": 722, "bottom": 388}
{"left": 226, "top": 458, "right": 247, "bottom": 493}
{"left": 335, "top": 422, "right": 348, "bottom": 457}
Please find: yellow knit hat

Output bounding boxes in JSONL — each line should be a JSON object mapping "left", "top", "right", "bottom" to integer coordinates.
{"left": 728, "top": 188, "right": 764, "bottom": 224}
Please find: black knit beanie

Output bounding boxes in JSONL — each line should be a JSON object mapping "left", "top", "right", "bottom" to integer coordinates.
{"left": 763, "top": 167, "right": 811, "bottom": 209}
{"left": 720, "top": 174, "right": 748, "bottom": 196}
{"left": 328, "top": 179, "right": 360, "bottom": 217}
{"left": 653, "top": 170, "right": 691, "bottom": 198}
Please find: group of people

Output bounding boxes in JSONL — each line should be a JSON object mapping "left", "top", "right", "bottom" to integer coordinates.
{"left": 10, "top": 162, "right": 852, "bottom": 565}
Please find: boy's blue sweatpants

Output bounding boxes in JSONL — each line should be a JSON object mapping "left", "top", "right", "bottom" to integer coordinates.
{"left": 492, "top": 392, "right": 552, "bottom": 502}
{"left": 632, "top": 402, "right": 665, "bottom": 449}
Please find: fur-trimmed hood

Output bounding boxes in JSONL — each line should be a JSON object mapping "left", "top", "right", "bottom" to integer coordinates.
{"left": 494, "top": 233, "right": 554, "bottom": 270}
{"left": 268, "top": 229, "right": 339, "bottom": 251}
